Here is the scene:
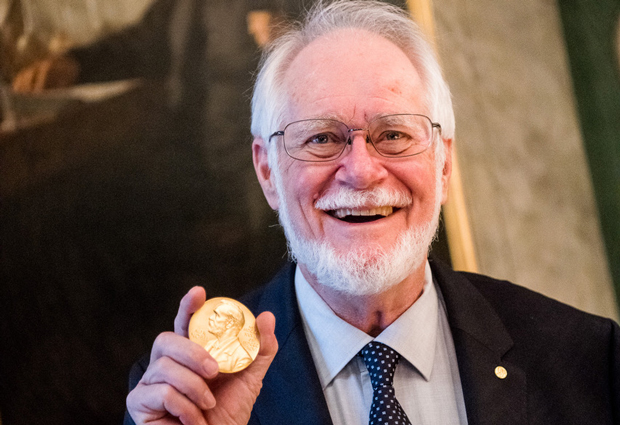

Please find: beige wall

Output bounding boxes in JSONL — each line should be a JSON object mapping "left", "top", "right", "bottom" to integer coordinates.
{"left": 433, "top": 0, "right": 618, "bottom": 319}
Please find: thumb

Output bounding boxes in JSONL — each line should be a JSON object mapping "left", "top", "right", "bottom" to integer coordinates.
{"left": 174, "top": 286, "right": 207, "bottom": 336}
{"left": 245, "top": 311, "right": 278, "bottom": 378}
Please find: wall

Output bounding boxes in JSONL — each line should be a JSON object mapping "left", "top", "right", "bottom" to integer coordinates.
{"left": 434, "top": 0, "right": 618, "bottom": 319}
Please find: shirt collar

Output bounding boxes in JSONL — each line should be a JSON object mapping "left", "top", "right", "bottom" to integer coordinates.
{"left": 295, "top": 261, "right": 439, "bottom": 389}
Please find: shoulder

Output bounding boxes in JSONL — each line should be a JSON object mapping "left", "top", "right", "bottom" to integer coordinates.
{"left": 461, "top": 269, "right": 616, "bottom": 337}
{"left": 432, "top": 257, "right": 616, "bottom": 327}
{"left": 443, "top": 265, "right": 620, "bottom": 421}
{"left": 431, "top": 257, "right": 619, "bottom": 360}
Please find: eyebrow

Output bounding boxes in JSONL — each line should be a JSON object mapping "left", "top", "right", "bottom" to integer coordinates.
{"left": 304, "top": 113, "right": 345, "bottom": 121}
{"left": 291, "top": 119, "right": 339, "bottom": 133}
{"left": 318, "top": 112, "right": 403, "bottom": 123}
{"left": 295, "top": 113, "right": 411, "bottom": 128}
{"left": 377, "top": 115, "right": 410, "bottom": 125}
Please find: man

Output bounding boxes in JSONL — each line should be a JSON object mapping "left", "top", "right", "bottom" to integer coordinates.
{"left": 203, "top": 300, "right": 253, "bottom": 372}
{"left": 125, "top": 1, "right": 620, "bottom": 425}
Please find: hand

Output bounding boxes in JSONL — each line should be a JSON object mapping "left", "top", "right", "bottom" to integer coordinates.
{"left": 12, "top": 55, "right": 80, "bottom": 93}
{"left": 126, "top": 287, "right": 278, "bottom": 425}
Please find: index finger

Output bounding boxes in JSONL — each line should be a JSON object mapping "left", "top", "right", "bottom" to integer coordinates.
{"left": 174, "top": 286, "right": 206, "bottom": 336}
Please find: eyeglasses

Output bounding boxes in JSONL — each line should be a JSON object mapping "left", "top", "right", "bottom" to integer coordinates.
{"left": 268, "top": 114, "right": 441, "bottom": 162}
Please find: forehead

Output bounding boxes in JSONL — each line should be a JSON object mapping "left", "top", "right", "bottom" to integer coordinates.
{"left": 282, "top": 28, "right": 426, "bottom": 122}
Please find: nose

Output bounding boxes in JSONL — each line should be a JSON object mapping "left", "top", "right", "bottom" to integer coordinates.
{"left": 335, "top": 133, "right": 388, "bottom": 189}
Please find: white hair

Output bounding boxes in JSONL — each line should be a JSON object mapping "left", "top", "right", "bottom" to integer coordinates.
{"left": 250, "top": 0, "right": 454, "bottom": 167}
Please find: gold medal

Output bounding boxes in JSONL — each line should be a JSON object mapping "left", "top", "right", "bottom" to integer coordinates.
{"left": 188, "top": 297, "right": 260, "bottom": 373}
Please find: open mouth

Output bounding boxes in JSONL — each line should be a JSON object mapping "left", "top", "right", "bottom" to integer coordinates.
{"left": 327, "top": 206, "right": 396, "bottom": 223}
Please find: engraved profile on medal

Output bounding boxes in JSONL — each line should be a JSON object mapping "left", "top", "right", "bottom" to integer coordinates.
{"left": 189, "top": 297, "right": 260, "bottom": 373}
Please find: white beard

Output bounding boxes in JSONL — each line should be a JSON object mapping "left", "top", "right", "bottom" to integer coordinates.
{"left": 272, "top": 161, "right": 443, "bottom": 297}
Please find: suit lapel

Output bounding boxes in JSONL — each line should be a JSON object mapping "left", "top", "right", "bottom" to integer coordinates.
{"left": 430, "top": 259, "right": 527, "bottom": 425}
{"left": 248, "top": 260, "right": 528, "bottom": 424}
{"left": 249, "top": 263, "right": 333, "bottom": 425}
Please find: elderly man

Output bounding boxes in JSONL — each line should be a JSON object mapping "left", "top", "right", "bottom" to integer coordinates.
{"left": 125, "top": 1, "right": 620, "bottom": 424}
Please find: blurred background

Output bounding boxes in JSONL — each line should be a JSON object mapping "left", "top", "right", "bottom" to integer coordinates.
{"left": 0, "top": 0, "right": 618, "bottom": 424}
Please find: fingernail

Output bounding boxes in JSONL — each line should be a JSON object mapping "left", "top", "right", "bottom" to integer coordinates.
{"left": 204, "top": 390, "right": 216, "bottom": 409}
{"left": 203, "top": 358, "right": 219, "bottom": 377}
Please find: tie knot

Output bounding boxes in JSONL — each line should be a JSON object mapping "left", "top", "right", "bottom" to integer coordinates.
{"left": 359, "top": 341, "right": 401, "bottom": 389}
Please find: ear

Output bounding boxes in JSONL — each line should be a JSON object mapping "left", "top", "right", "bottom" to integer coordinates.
{"left": 440, "top": 137, "right": 453, "bottom": 205}
{"left": 252, "top": 137, "right": 280, "bottom": 210}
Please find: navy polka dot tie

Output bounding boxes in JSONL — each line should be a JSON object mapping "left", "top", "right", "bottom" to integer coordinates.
{"left": 360, "top": 341, "right": 412, "bottom": 425}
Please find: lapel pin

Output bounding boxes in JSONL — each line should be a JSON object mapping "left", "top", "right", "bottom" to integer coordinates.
{"left": 494, "top": 366, "right": 508, "bottom": 379}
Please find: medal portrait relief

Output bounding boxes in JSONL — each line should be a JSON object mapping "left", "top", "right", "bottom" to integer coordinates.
{"left": 204, "top": 300, "right": 253, "bottom": 372}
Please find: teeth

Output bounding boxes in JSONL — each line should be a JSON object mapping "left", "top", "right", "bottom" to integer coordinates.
{"left": 333, "top": 206, "right": 393, "bottom": 219}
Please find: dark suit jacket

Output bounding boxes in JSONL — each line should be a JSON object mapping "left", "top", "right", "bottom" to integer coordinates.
{"left": 125, "top": 259, "right": 620, "bottom": 424}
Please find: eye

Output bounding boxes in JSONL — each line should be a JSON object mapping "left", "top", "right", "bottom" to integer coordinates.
{"left": 376, "top": 130, "right": 411, "bottom": 143}
{"left": 382, "top": 130, "right": 406, "bottom": 141}
{"left": 306, "top": 133, "right": 338, "bottom": 145}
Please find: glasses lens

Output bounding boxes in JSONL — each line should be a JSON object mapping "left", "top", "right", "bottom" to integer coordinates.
{"left": 369, "top": 114, "right": 433, "bottom": 157}
{"left": 283, "top": 119, "right": 348, "bottom": 161}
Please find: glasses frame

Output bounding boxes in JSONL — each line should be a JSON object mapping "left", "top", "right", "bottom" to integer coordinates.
{"left": 268, "top": 114, "right": 442, "bottom": 162}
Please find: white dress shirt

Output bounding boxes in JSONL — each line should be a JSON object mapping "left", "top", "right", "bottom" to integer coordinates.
{"left": 295, "top": 262, "right": 468, "bottom": 425}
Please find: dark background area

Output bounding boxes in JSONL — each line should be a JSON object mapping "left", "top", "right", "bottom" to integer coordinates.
{"left": 0, "top": 83, "right": 288, "bottom": 425}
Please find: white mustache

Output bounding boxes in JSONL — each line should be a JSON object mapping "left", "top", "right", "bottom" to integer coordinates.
{"left": 314, "top": 187, "right": 412, "bottom": 211}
